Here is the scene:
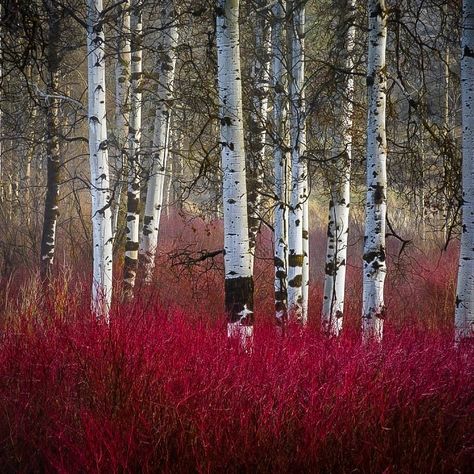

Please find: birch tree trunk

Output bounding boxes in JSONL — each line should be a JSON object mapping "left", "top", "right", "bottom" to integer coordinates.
{"left": 322, "top": 0, "right": 356, "bottom": 336}
{"left": 362, "top": 0, "right": 387, "bottom": 343}
{"left": 247, "top": 0, "right": 271, "bottom": 270}
{"left": 139, "top": 0, "right": 177, "bottom": 283}
{"left": 216, "top": 0, "right": 254, "bottom": 345}
{"left": 112, "top": 0, "right": 131, "bottom": 241}
{"left": 87, "top": 0, "right": 113, "bottom": 320}
{"left": 272, "top": 0, "right": 289, "bottom": 327}
{"left": 123, "top": 0, "right": 143, "bottom": 299}
{"left": 455, "top": 0, "right": 474, "bottom": 343}
{"left": 40, "top": 1, "right": 61, "bottom": 282}
{"left": 287, "top": 0, "right": 309, "bottom": 324}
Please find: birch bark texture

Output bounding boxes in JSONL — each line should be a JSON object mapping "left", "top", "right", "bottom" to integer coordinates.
{"left": 321, "top": 0, "right": 356, "bottom": 336}
{"left": 87, "top": 0, "right": 113, "bottom": 320}
{"left": 287, "top": 0, "right": 309, "bottom": 324}
{"left": 247, "top": 0, "right": 271, "bottom": 270}
{"left": 40, "top": 0, "right": 62, "bottom": 282}
{"left": 272, "top": 0, "right": 289, "bottom": 326}
{"left": 216, "top": 0, "right": 255, "bottom": 342}
{"left": 455, "top": 0, "right": 474, "bottom": 343}
{"left": 362, "top": 0, "right": 387, "bottom": 343}
{"left": 139, "top": 0, "right": 177, "bottom": 283}
{"left": 123, "top": 0, "right": 143, "bottom": 298}
{"left": 112, "top": 0, "right": 131, "bottom": 240}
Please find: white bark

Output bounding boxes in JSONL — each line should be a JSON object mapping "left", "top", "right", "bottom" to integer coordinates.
{"left": 87, "top": 0, "right": 113, "bottom": 320}
{"left": 139, "top": 0, "right": 177, "bottom": 283}
{"left": 287, "top": 0, "right": 308, "bottom": 324}
{"left": 272, "top": 0, "right": 289, "bottom": 325}
{"left": 112, "top": 0, "right": 131, "bottom": 241}
{"left": 362, "top": 0, "right": 387, "bottom": 343}
{"left": 248, "top": 0, "right": 271, "bottom": 270}
{"left": 123, "top": 1, "right": 143, "bottom": 297}
{"left": 322, "top": 0, "right": 356, "bottom": 337}
{"left": 455, "top": 0, "right": 474, "bottom": 343}
{"left": 216, "top": 0, "right": 254, "bottom": 345}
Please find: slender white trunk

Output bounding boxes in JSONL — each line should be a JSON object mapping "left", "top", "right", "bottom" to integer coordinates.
{"left": 248, "top": 0, "right": 271, "bottom": 270}
{"left": 272, "top": 0, "right": 289, "bottom": 326}
{"left": 455, "top": 0, "right": 474, "bottom": 343}
{"left": 40, "top": 1, "right": 61, "bottom": 282}
{"left": 123, "top": 1, "right": 143, "bottom": 298}
{"left": 216, "top": 0, "right": 254, "bottom": 346}
{"left": 87, "top": 0, "right": 113, "bottom": 320}
{"left": 287, "top": 0, "right": 308, "bottom": 324}
{"left": 362, "top": 0, "right": 387, "bottom": 343}
{"left": 322, "top": 0, "right": 356, "bottom": 336}
{"left": 139, "top": 0, "right": 177, "bottom": 283}
{"left": 112, "top": 1, "right": 131, "bottom": 241}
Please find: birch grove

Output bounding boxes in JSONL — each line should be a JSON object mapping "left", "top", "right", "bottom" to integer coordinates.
{"left": 139, "top": 0, "right": 178, "bottom": 283}
{"left": 321, "top": 0, "right": 356, "bottom": 336}
{"left": 87, "top": 0, "right": 113, "bottom": 319}
{"left": 0, "top": 0, "right": 469, "bottom": 349}
{"left": 362, "top": 0, "right": 388, "bottom": 343}
{"left": 455, "top": 0, "right": 474, "bottom": 343}
{"left": 216, "top": 0, "right": 254, "bottom": 343}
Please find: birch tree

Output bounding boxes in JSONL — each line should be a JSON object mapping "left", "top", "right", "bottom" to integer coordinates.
{"left": 287, "top": 0, "right": 309, "bottom": 324}
{"left": 39, "top": 1, "right": 62, "bottom": 281}
{"left": 123, "top": 0, "right": 143, "bottom": 299}
{"left": 216, "top": 0, "right": 254, "bottom": 344}
{"left": 112, "top": 0, "right": 131, "bottom": 240}
{"left": 139, "top": 0, "right": 177, "bottom": 283}
{"left": 362, "top": 0, "right": 387, "bottom": 343}
{"left": 321, "top": 0, "right": 356, "bottom": 336}
{"left": 247, "top": 0, "right": 271, "bottom": 270}
{"left": 455, "top": 0, "right": 474, "bottom": 343}
{"left": 87, "top": 0, "right": 113, "bottom": 319}
{"left": 272, "top": 0, "right": 289, "bottom": 326}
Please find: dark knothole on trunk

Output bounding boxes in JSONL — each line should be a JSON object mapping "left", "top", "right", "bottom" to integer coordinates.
{"left": 225, "top": 276, "right": 254, "bottom": 324}
{"left": 288, "top": 254, "right": 304, "bottom": 267}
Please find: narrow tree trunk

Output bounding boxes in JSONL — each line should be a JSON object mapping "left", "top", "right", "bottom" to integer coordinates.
{"left": 216, "top": 0, "right": 254, "bottom": 345}
{"left": 455, "top": 0, "right": 474, "bottom": 343}
{"left": 40, "top": 2, "right": 61, "bottom": 282}
{"left": 247, "top": 0, "right": 271, "bottom": 270}
{"left": 139, "top": 0, "right": 177, "bottom": 283}
{"left": 123, "top": 1, "right": 143, "bottom": 299}
{"left": 362, "top": 0, "right": 387, "bottom": 343}
{"left": 322, "top": 0, "right": 356, "bottom": 336}
{"left": 112, "top": 0, "right": 131, "bottom": 242}
{"left": 272, "top": 0, "right": 289, "bottom": 327}
{"left": 87, "top": 0, "right": 113, "bottom": 320}
{"left": 287, "top": 0, "right": 308, "bottom": 324}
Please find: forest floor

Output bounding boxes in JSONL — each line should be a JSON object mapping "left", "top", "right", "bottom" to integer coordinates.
{"left": 0, "top": 212, "right": 472, "bottom": 472}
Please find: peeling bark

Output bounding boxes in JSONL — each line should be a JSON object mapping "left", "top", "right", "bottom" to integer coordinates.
{"left": 362, "top": 0, "right": 387, "bottom": 343}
